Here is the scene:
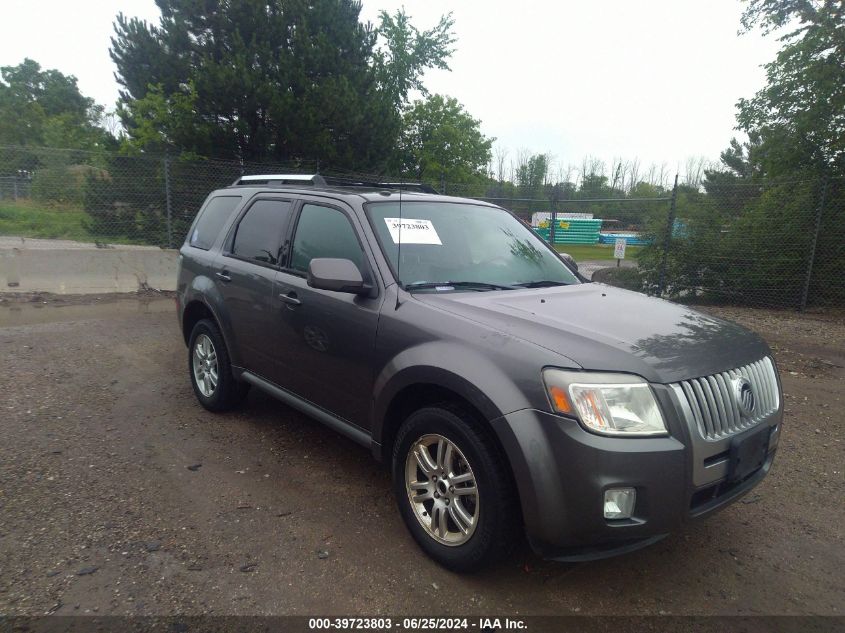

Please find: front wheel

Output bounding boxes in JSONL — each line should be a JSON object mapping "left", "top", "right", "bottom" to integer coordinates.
{"left": 392, "top": 405, "right": 519, "bottom": 572}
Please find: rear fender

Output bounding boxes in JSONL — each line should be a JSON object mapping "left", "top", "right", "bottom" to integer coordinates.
{"left": 183, "top": 275, "right": 241, "bottom": 368}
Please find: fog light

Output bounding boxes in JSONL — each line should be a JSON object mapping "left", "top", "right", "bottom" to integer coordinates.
{"left": 604, "top": 488, "right": 636, "bottom": 519}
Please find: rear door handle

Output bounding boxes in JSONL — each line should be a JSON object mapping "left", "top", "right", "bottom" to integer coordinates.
{"left": 278, "top": 292, "right": 301, "bottom": 306}
{"left": 216, "top": 271, "right": 232, "bottom": 282}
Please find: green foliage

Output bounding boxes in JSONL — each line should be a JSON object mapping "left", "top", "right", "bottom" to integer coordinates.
{"left": 116, "top": 83, "right": 205, "bottom": 156}
{"left": 737, "top": 0, "right": 844, "bottom": 175}
{"left": 637, "top": 177, "right": 830, "bottom": 307}
{"left": 394, "top": 94, "right": 493, "bottom": 183}
{"left": 31, "top": 165, "right": 108, "bottom": 206}
{"left": 373, "top": 9, "right": 456, "bottom": 106}
{"left": 84, "top": 155, "right": 168, "bottom": 245}
{"left": 0, "top": 59, "right": 115, "bottom": 213}
{"left": 0, "top": 59, "right": 113, "bottom": 160}
{"left": 112, "top": 1, "right": 455, "bottom": 170}
{"left": 517, "top": 154, "right": 549, "bottom": 199}
{"left": 591, "top": 266, "right": 645, "bottom": 292}
{"left": 634, "top": 0, "right": 845, "bottom": 307}
{"left": 0, "top": 200, "right": 95, "bottom": 242}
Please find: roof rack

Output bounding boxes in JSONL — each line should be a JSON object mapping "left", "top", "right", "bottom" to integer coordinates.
{"left": 372, "top": 182, "right": 439, "bottom": 194}
{"left": 232, "top": 173, "right": 438, "bottom": 194}
{"left": 233, "top": 174, "right": 327, "bottom": 186}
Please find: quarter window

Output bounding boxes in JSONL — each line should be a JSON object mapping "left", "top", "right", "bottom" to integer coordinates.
{"left": 231, "top": 199, "right": 293, "bottom": 266}
{"left": 190, "top": 196, "right": 241, "bottom": 250}
{"left": 290, "top": 204, "right": 363, "bottom": 273}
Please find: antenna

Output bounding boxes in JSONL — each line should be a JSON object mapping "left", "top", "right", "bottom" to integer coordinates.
{"left": 394, "top": 173, "right": 404, "bottom": 309}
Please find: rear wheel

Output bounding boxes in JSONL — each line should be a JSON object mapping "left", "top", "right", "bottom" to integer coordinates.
{"left": 188, "top": 319, "right": 249, "bottom": 411}
{"left": 392, "top": 405, "right": 519, "bottom": 572}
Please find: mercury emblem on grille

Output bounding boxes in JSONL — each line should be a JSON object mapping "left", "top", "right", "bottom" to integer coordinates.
{"left": 733, "top": 377, "right": 756, "bottom": 417}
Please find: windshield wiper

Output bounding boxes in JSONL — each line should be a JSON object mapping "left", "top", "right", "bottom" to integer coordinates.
{"left": 513, "top": 280, "right": 570, "bottom": 288}
{"left": 404, "top": 281, "right": 517, "bottom": 291}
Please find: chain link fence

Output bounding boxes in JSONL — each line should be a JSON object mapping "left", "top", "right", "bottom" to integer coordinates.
{"left": 1, "top": 144, "right": 842, "bottom": 309}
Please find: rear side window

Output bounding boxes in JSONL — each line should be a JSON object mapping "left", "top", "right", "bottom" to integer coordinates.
{"left": 190, "top": 196, "right": 241, "bottom": 250}
{"left": 290, "top": 204, "right": 363, "bottom": 273}
{"left": 231, "top": 199, "right": 293, "bottom": 266}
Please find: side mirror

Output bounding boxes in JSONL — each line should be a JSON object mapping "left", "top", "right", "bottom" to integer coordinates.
{"left": 307, "top": 258, "right": 365, "bottom": 294}
{"left": 559, "top": 252, "right": 578, "bottom": 272}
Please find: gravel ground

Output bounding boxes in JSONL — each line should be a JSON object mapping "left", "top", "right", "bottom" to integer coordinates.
{"left": 0, "top": 294, "right": 843, "bottom": 616}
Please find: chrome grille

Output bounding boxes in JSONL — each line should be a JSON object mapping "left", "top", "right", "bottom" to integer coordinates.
{"left": 671, "top": 357, "right": 780, "bottom": 441}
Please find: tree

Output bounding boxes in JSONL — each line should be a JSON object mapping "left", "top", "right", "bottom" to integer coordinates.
{"left": 516, "top": 153, "right": 548, "bottom": 198}
{"left": 111, "top": 0, "right": 454, "bottom": 169}
{"left": 394, "top": 94, "right": 493, "bottom": 183}
{"left": 736, "top": 0, "right": 845, "bottom": 176}
{"left": 373, "top": 9, "right": 455, "bottom": 106}
{"left": 0, "top": 59, "right": 111, "bottom": 152}
{"left": 635, "top": 1, "right": 845, "bottom": 308}
{"left": 0, "top": 59, "right": 114, "bottom": 200}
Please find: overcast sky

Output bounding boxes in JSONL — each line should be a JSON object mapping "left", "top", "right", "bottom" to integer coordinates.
{"left": 0, "top": 0, "right": 781, "bottom": 172}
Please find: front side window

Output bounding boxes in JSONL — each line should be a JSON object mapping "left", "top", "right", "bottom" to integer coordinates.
{"left": 231, "top": 199, "right": 293, "bottom": 265}
{"left": 290, "top": 204, "right": 364, "bottom": 273}
{"left": 365, "top": 201, "right": 580, "bottom": 290}
{"left": 190, "top": 196, "right": 241, "bottom": 249}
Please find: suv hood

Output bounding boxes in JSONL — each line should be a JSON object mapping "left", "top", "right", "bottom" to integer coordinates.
{"left": 416, "top": 283, "right": 770, "bottom": 384}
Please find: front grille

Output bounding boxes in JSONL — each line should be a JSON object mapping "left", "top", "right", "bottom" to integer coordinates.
{"left": 671, "top": 357, "right": 779, "bottom": 441}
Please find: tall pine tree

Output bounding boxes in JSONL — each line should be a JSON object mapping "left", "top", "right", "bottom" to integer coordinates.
{"left": 111, "top": 0, "right": 453, "bottom": 170}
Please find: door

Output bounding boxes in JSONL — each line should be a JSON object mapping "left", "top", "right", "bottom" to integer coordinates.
{"left": 213, "top": 198, "right": 294, "bottom": 383}
{"left": 274, "top": 202, "right": 382, "bottom": 429}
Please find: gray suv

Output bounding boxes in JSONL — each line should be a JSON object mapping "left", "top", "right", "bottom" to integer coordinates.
{"left": 176, "top": 175, "right": 782, "bottom": 571}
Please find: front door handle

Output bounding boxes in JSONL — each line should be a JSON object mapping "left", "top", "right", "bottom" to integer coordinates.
{"left": 279, "top": 292, "right": 301, "bottom": 306}
{"left": 216, "top": 271, "right": 232, "bottom": 282}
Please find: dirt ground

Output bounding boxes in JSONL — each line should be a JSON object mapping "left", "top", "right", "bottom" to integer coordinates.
{"left": 0, "top": 293, "right": 843, "bottom": 616}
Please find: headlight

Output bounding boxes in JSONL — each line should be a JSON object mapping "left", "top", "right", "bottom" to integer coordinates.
{"left": 542, "top": 369, "right": 667, "bottom": 437}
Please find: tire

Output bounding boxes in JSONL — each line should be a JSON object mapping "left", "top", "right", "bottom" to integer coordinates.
{"left": 392, "top": 404, "right": 520, "bottom": 572}
{"left": 188, "top": 318, "right": 249, "bottom": 412}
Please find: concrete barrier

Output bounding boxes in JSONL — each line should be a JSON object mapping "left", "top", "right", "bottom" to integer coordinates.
{"left": 1, "top": 246, "right": 179, "bottom": 294}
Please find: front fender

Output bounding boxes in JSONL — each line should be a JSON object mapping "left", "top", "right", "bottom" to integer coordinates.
{"left": 371, "top": 340, "right": 537, "bottom": 447}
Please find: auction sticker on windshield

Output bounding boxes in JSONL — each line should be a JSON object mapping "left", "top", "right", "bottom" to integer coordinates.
{"left": 384, "top": 218, "right": 442, "bottom": 245}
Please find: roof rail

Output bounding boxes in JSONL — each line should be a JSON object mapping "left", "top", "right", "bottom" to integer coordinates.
{"left": 233, "top": 174, "right": 327, "bottom": 186}
{"left": 231, "top": 173, "right": 438, "bottom": 194}
{"left": 371, "top": 182, "right": 439, "bottom": 194}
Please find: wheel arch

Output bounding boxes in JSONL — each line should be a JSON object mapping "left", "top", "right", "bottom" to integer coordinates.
{"left": 181, "top": 300, "right": 215, "bottom": 345}
{"left": 379, "top": 378, "right": 526, "bottom": 556}
{"left": 180, "top": 275, "right": 242, "bottom": 367}
{"left": 377, "top": 381, "right": 491, "bottom": 463}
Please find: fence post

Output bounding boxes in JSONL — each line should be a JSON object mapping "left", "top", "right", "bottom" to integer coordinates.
{"left": 799, "top": 176, "right": 828, "bottom": 311}
{"left": 163, "top": 153, "right": 173, "bottom": 248}
{"left": 657, "top": 174, "right": 679, "bottom": 296}
{"left": 440, "top": 174, "right": 446, "bottom": 195}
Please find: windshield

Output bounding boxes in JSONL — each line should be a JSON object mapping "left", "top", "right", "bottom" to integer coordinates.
{"left": 366, "top": 201, "right": 580, "bottom": 291}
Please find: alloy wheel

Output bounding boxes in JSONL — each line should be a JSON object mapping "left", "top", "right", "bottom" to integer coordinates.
{"left": 405, "top": 434, "right": 479, "bottom": 546}
{"left": 192, "top": 333, "right": 219, "bottom": 397}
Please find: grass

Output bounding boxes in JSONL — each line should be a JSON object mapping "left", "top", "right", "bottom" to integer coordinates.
{"left": 0, "top": 200, "right": 93, "bottom": 241}
{"left": 0, "top": 200, "right": 140, "bottom": 245}
{"left": 554, "top": 243, "right": 643, "bottom": 261}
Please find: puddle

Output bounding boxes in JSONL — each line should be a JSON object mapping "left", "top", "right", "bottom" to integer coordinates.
{"left": 0, "top": 297, "right": 175, "bottom": 327}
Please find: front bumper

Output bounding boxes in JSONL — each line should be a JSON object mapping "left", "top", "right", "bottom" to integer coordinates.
{"left": 490, "top": 395, "right": 780, "bottom": 561}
